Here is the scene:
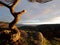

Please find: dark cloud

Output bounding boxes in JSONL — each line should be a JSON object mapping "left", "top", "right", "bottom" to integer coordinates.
{"left": 28, "top": 0, "right": 52, "bottom": 3}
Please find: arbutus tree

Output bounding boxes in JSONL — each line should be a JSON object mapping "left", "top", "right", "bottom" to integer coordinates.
{"left": 0, "top": 0, "right": 27, "bottom": 30}
{"left": 0, "top": 0, "right": 27, "bottom": 43}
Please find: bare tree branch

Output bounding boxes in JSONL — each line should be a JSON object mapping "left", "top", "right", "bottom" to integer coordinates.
{"left": 0, "top": 1, "right": 10, "bottom": 8}
{"left": 10, "top": 0, "right": 20, "bottom": 14}
{"left": 0, "top": 0, "right": 26, "bottom": 29}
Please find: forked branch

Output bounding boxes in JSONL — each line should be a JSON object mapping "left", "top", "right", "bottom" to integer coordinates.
{"left": 0, "top": 0, "right": 26, "bottom": 29}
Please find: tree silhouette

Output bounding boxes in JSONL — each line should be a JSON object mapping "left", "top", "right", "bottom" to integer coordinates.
{"left": 0, "top": 0, "right": 26, "bottom": 29}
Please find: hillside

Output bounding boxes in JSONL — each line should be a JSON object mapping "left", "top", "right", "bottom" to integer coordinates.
{"left": 19, "top": 24, "right": 60, "bottom": 39}
{"left": 0, "top": 21, "right": 9, "bottom": 28}
{"left": 0, "top": 21, "right": 60, "bottom": 45}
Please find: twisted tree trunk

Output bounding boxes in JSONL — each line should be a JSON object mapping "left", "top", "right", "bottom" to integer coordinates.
{"left": 0, "top": 0, "right": 27, "bottom": 43}
{"left": 0, "top": 0, "right": 26, "bottom": 29}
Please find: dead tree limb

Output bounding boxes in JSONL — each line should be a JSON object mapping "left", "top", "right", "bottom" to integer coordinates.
{"left": 0, "top": 0, "right": 26, "bottom": 29}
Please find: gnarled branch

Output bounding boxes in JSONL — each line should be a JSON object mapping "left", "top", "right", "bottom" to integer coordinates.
{"left": 0, "top": 0, "right": 26, "bottom": 29}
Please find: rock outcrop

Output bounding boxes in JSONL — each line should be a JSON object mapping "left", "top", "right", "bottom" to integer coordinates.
{"left": 0, "top": 28, "right": 20, "bottom": 45}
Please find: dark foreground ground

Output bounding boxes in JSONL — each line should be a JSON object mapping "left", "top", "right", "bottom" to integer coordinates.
{"left": 0, "top": 22, "right": 60, "bottom": 45}
{"left": 19, "top": 24, "right": 60, "bottom": 39}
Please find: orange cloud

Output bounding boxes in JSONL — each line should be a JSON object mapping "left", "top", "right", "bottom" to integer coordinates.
{"left": 41, "top": 8, "right": 52, "bottom": 15}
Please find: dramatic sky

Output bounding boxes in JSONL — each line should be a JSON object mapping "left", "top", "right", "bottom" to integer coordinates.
{"left": 0, "top": 0, "right": 60, "bottom": 24}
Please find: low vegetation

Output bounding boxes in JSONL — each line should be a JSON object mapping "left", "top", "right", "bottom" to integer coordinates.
{"left": 0, "top": 22, "right": 60, "bottom": 45}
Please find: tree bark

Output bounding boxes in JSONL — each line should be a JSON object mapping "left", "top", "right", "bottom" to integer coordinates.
{"left": 0, "top": 0, "right": 26, "bottom": 29}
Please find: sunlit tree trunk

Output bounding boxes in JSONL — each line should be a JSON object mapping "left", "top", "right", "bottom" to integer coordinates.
{"left": 0, "top": 0, "right": 26, "bottom": 29}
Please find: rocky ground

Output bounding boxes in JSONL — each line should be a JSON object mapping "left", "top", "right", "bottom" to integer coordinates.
{"left": 0, "top": 22, "right": 60, "bottom": 45}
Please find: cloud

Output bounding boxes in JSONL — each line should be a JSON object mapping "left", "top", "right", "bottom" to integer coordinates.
{"left": 28, "top": 0, "right": 52, "bottom": 3}
{"left": 20, "top": 16, "right": 60, "bottom": 25}
{"left": 21, "top": 1, "right": 59, "bottom": 23}
{"left": 18, "top": 0, "right": 60, "bottom": 24}
{"left": 41, "top": 8, "right": 52, "bottom": 15}
{"left": 50, "top": 17, "right": 60, "bottom": 23}
{"left": 20, "top": 19, "right": 40, "bottom": 23}
{"left": 41, "top": 3, "right": 57, "bottom": 15}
